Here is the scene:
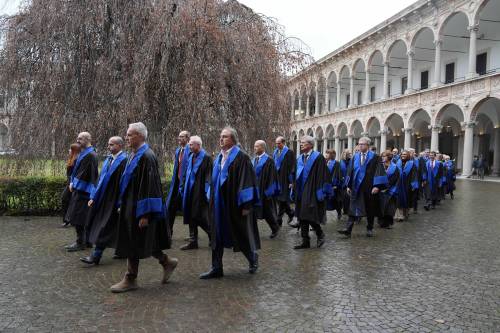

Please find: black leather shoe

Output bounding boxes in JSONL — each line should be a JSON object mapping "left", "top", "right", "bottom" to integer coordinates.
{"left": 65, "top": 243, "right": 85, "bottom": 252}
{"left": 288, "top": 220, "right": 300, "bottom": 228}
{"left": 424, "top": 205, "right": 430, "bottom": 211}
{"left": 249, "top": 253, "right": 259, "bottom": 274}
{"left": 180, "top": 242, "right": 198, "bottom": 250}
{"left": 199, "top": 268, "right": 224, "bottom": 279}
{"left": 366, "top": 230, "right": 374, "bottom": 237}
{"left": 270, "top": 226, "right": 280, "bottom": 239}
{"left": 337, "top": 230, "right": 351, "bottom": 238}
{"left": 317, "top": 234, "right": 325, "bottom": 248}
{"left": 113, "top": 254, "right": 126, "bottom": 260}
{"left": 293, "top": 241, "right": 310, "bottom": 249}
{"left": 80, "top": 255, "right": 101, "bottom": 265}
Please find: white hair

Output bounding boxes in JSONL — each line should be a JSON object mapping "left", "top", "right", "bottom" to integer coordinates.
{"left": 128, "top": 122, "right": 148, "bottom": 139}
{"left": 301, "top": 135, "right": 314, "bottom": 145}
{"left": 189, "top": 135, "right": 202, "bottom": 147}
{"left": 78, "top": 132, "right": 92, "bottom": 141}
{"left": 358, "top": 136, "right": 371, "bottom": 145}
{"left": 255, "top": 140, "right": 266, "bottom": 149}
{"left": 109, "top": 136, "right": 124, "bottom": 146}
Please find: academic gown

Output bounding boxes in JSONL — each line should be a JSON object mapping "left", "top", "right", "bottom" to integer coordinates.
{"left": 424, "top": 160, "right": 444, "bottom": 201}
{"left": 416, "top": 157, "right": 427, "bottom": 199}
{"left": 396, "top": 159, "right": 419, "bottom": 209}
{"left": 379, "top": 163, "right": 400, "bottom": 217}
{"left": 115, "top": 145, "right": 171, "bottom": 259}
{"left": 61, "top": 165, "right": 74, "bottom": 222}
{"left": 165, "top": 146, "right": 191, "bottom": 216}
{"left": 294, "top": 151, "right": 331, "bottom": 224}
{"left": 444, "top": 161, "right": 456, "bottom": 193}
{"left": 87, "top": 153, "right": 127, "bottom": 247}
{"left": 273, "top": 147, "right": 295, "bottom": 203}
{"left": 210, "top": 147, "right": 261, "bottom": 253}
{"left": 66, "top": 147, "right": 98, "bottom": 226}
{"left": 253, "top": 154, "right": 280, "bottom": 221}
{"left": 326, "top": 159, "right": 342, "bottom": 211}
{"left": 345, "top": 151, "right": 388, "bottom": 217}
{"left": 340, "top": 159, "right": 350, "bottom": 213}
{"left": 182, "top": 150, "right": 212, "bottom": 226}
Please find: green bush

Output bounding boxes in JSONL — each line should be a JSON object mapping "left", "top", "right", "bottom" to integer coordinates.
{"left": 0, "top": 177, "right": 172, "bottom": 216}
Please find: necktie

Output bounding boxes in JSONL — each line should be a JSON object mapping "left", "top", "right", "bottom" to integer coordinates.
{"left": 107, "top": 156, "right": 113, "bottom": 171}
{"left": 303, "top": 154, "right": 308, "bottom": 163}
{"left": 255, "top": 156, "right": 260, "bottom": 165}
{"left": 361, "top": 153, "right": 366, "bottom": 165}
{"left": 278, "top": 149, "right": 282, "bottom": 157}
{"left": 192, "top": 153, "right": 197, "bottom": 166}
{"left": 178, "top": 148, "right": 184, "bottom": 180}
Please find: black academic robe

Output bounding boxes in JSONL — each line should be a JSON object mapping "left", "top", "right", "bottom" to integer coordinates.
{"left": 424, "top": 160, "right": 444, "bottom": 202}
{"left": 294, "top": 151, "right": 330, "bottom": 224}
{"left": 183, "top": 151, "right": 212, "bottom": 226}
{"left": 210, "top": 147, "right": 261, "bottom": 253}
{"left": 379, "top": 163, "right": 400, "bottom": 217}
{"left": 326, "top": 159, "right": 342, "bottom": 211}
{"left": 416, "top": 157, "right": 427, "bottom": 199}
{"left": 254, "top": 154, "right": 279, "bottom": 221}
{"left": 61, "top": 165, "right": 74, "bottom": 222}
{"left": 87, "top": 154, "right": 127, "bottom": 247}
{"left": 340, "top": 159, "right": 350, "bottom": 213}
{"left": 66, "top": 148, "right": 98, "bottom": 227}
{"left": 115, "top": 145, "right": 171, "bottom": 259}
{"left": 273, "top": 147, "right": 295, "bottom": 203}
{"left": 346, "top": 151, "right": 387, "bottom": 217}
{"left": 396, "top": 159, "right": 419, "bottom": 209}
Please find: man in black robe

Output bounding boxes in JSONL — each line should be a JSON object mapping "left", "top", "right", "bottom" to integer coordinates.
{"left": 200, "top": 127, "right": 260, "bottom": 279}
{"left": 111, "top": 122, "right": 177, "bottom": 293}
{"left": 338, "top": 137, "right": 388, "bottom": 238}
{"left": 340, "top": 149, "right": 352, "bottom": 216}
{"left": 423, "top": 151, "right": 444, "bottom": 210}
{"left": 80, "top": 136, "right": 127, "bottom": 265}
{"left": 293, "top": 135, "right": 330, "bottom": 249}
{"left": 180, "top": 135, "right": 212, "bottom": 250}
{"left": 273, "top": 136, "right": 295, "bottom": 226}
{"left": 64, "top": 132, "right": 98, "bottom": 252}
{"left": 253, "top": 140, "right": 280, "bottom": 239}
{"left": 165, "top": 130, "right": 191, "bottom": 236}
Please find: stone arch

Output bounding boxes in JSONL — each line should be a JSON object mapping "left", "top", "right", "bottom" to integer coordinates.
{"left": 299, "top": 85, "right": 307, "bottom": 118}
{"left": 327, "top": 71, "right": 338, "bottom": 112}
{"left": 308, "top": 82, "right": 316, "bottom": 117}
{"left": 470, "top": 97, "right": 500, "bottom": 125}
{"left": 366, "top": 116, "right": 381, "bottom": 137}
{"left": 386, "top": 39, "right": 409, "bottom": 61}
{"left": 337, "top": 122, "right": 348, "bottom": 138}
{"left": 350, "top": 119, "right": 364, "bottom": 137}
{"left": 306, "top": 128, "right": 314, "bottom": 137}
{"left": 368, "top": 49, "right": 385, "bottom": 67}
{"left": 315, "top": 126, "right": 325, "bottom": 153}
{"left": 438, "top": 11, "right": 471, "bottom": 38}
{"left": 352, "top": 58, "right": 367, "bottom": 105}
{"left": 409, "top": 109, "right": 432, "bottom": 152}
{"left": 386, "top": 39, "right": 409, "bottom": 97}
{"left": 410, "top": 26, "right": 437, "bottom": 48}
{"left": 384, "top": 113, "right": 405, "bottom": 149}
{"left": 339, "top": 65, "right": 351, "bottom": 108}
{"left": 367, "top": 50, "right": 385, "bottom": 102}
{"left": 434, "top": 103, "right": 465, "bottom": 126}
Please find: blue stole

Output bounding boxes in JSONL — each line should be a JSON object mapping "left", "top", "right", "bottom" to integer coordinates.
{"left": 212, "top": 146, "right": 257, "bottom": 247}
{"left": 397, "top": 159, "right": 418, "bottom": 190}
{"left": 296, "top": 151, "right": 329, "bottom": 201}
{"left": 91, "top": 152, "right": 127, "bottom": 207}
{"left": 118, "top": 144, "right": 149, "bottom": 207}
{"left": 254, "top": 153, "right": 279, "bottom": 198}
{"left": 70, "top": 146, "right": 95, "bottom": 194}
{"left": 350, "top": 151, "right": 375, "bottom": 198}
{"left": 253, "top": 153, "right": 269, "bottom": 178}
{"left": 273, "top": 146, "right": 289, "bottom": 171}
{"left": 183, "top": 149, "right": 208, "bottom": 212}
{"left": 386, "top": 163, "right": 399, "bottom": 196}
{"left": 426, "top": 160, "right": 441, "bottom": 191}
{"left": 167, "top": 146, "right": 191, "bottom": 202}
{"left": 327, "top": 160, "right": 340, "bottom": 187}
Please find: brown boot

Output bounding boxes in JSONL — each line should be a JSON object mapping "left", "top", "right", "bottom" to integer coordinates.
{"left": 160, "top": 256, "right": 178, "bottom": 284}
{"left": 110, "top": 276, "right": 138, "bottom": 293}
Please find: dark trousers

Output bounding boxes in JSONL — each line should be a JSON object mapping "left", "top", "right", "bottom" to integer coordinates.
{"left": 189, "top": 218, "right": 211, "bottom": 243}
{"left": 277, "top": 200, "right": 294, "bottom": 223}
{"left": 211, "top": 242, "right": 256, "bottom": 270}
{"left": 378, "top": 216, "right": 393, "bottom": 228}
{"left": 299, "top": 219, "right": 324, "bottom": 241}
{"left": 126, "top": 251, "right": 167, "bottom": 279}
{"left": 75, "top": 225, "right": 85, "bottom": 245}
{"left": 167, "top": 192, "right": 182, "bottom": 234}
{"left": 346, "top": 215, "right": 375, "bottom": 234}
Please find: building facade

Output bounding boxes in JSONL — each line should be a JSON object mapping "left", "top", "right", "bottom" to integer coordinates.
{"left": 288, "top": 0, "right": 500, "bottom": 176}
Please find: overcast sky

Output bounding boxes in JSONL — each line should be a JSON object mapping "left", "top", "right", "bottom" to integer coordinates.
{"left": 1, "top": 0, "right": 417, "bottom": 60}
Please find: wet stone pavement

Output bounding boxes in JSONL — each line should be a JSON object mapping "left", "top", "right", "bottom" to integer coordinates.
{"left": 1, "top": 180, "right": 500, "bottom": 332}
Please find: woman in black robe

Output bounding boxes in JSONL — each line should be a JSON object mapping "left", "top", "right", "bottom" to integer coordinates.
{"left": 379, "top": 150, "right": 400, "bottom": 229}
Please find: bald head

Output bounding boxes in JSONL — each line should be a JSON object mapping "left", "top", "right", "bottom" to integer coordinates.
{"left": 77, "top": 132, "right": 92, "bottom": 148}
{"left": 178, "top": 130, "right": 190, "bottom": 147}
{"left": 108, "top": 136, "right": 124, "bottom": 155}
{"left": 254, "top": 140, "right": 266, "bottom": 155}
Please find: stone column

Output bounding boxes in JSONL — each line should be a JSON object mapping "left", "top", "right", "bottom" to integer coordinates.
{"left": 349, "top": 75, "right": 355, "bottom": 107}
{"left": 364, "top": 70, "right": 370, "bottom": 104}
{"left": 334, "top": 136, "right": 341, "bottom": 160}
{"left": 323, "top": 139, "right": 328, "bottom": 154}
{"left": 315, "top": 88, "right": 319, "bottom": 116}
{"left": 314, "top": 138, "right": 318, "bottom": 151}
{"left": 325, "top": 86, "right": 329, "bottom": 113}
{"left": 379, "top": 129, "right": 387, "bottom": 152}
{"left": 492, "top": 127, "right": 500, "bottom": 176}
{"left": 290, "top": 101, "right": 295, "bottom": 120}
{"left": 336, "top": 80, "right": 341, "bottom": 110}
{"left": 430, "top": 125, "right": 441, "bottom": 152}
{"left": 305, "top": 95, "right": 310, "bottom": 118}
{"left": 375, "top": 137, "right": 380, "bottom": 151}
{"left": 298, "top": 97, "right": 303, "bottom": 119}
{"left": 467, "top": 24, "right": 479, "bottom": 79}
{"left": 462, "top": 122, "right": 475, "bottom": 176}
{"left": 433, "top": 39, "right": 442, "bottom": 87}
{"left": 383, "top": 62, "right": 389, "bottom": 99}
{"left": 347, "top": 134, "right": 354, "bottom": 151}
{"left": 404, "top": 128, "right": 412, "bottom": 149}
{"left": 406, "top": 49, "right": 415, "bottom": 93}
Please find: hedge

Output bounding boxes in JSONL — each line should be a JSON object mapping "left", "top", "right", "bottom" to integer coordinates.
{"left": 0, "top": 177, "right": 172, "bottom": 216}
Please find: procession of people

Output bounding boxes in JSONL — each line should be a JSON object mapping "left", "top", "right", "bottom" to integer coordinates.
{"left": 62, "top": 123, "right": 457, "bottom": 293}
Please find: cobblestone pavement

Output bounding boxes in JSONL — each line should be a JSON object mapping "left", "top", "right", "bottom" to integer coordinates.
{"left": 1, "top": 180, "right": 499, "bottom": 332}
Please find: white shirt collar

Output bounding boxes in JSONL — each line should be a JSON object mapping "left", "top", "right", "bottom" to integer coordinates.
{"left": 112, "top": 151, "right": 123, "bottom": 159}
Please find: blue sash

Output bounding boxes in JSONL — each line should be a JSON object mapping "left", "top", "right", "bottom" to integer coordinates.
{"left": 70, "top": 146, "right": 95, "bottom": 184}
{"left": 398, "top": 159, "right": 418, "bottom": 190}
{"left": 296, "top": 151, "right": 325, "bottom": 200}
{"left": 118, "top": 144, "right": 149, "bottom": 204}
{"left": 351, "top": 151, "right": 375, "bottom": 198}
{"left": 91, "top": 152, "right": 127, "bottom": 207}
{"left": 183, "top": 149, "right": 208, "bottom": 211}
{"left": 273, "top": 146, "right": 289, "bottom": 171}
{"left": 386, "top": 163, "right": 398, "bottom": 196}
{"left": 253, "top": 153, "right": 269, "bottom": 178}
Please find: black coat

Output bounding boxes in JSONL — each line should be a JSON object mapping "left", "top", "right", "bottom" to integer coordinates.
{"left": 183, "top": 152, "right": 212, "bottom": 226}
{"left": 254, "top": 155, "right": 278, "bottom": 221}
{"left": 380, "top": 164, "right": 400, "bottom": 217}
{"left": 88, "top": 156, "right": 127, "bottom": 247}
{"left": 66, "top": 150, "right": 98, "bottom": 227}
{"left": 115, "top": 147, "right": 171, "bottom": 259}
{"left": 210, "top": 148, "right": 261, "bottom": 253}
{"left": 274, "top": 148, "right": 295, "bottom": 203}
